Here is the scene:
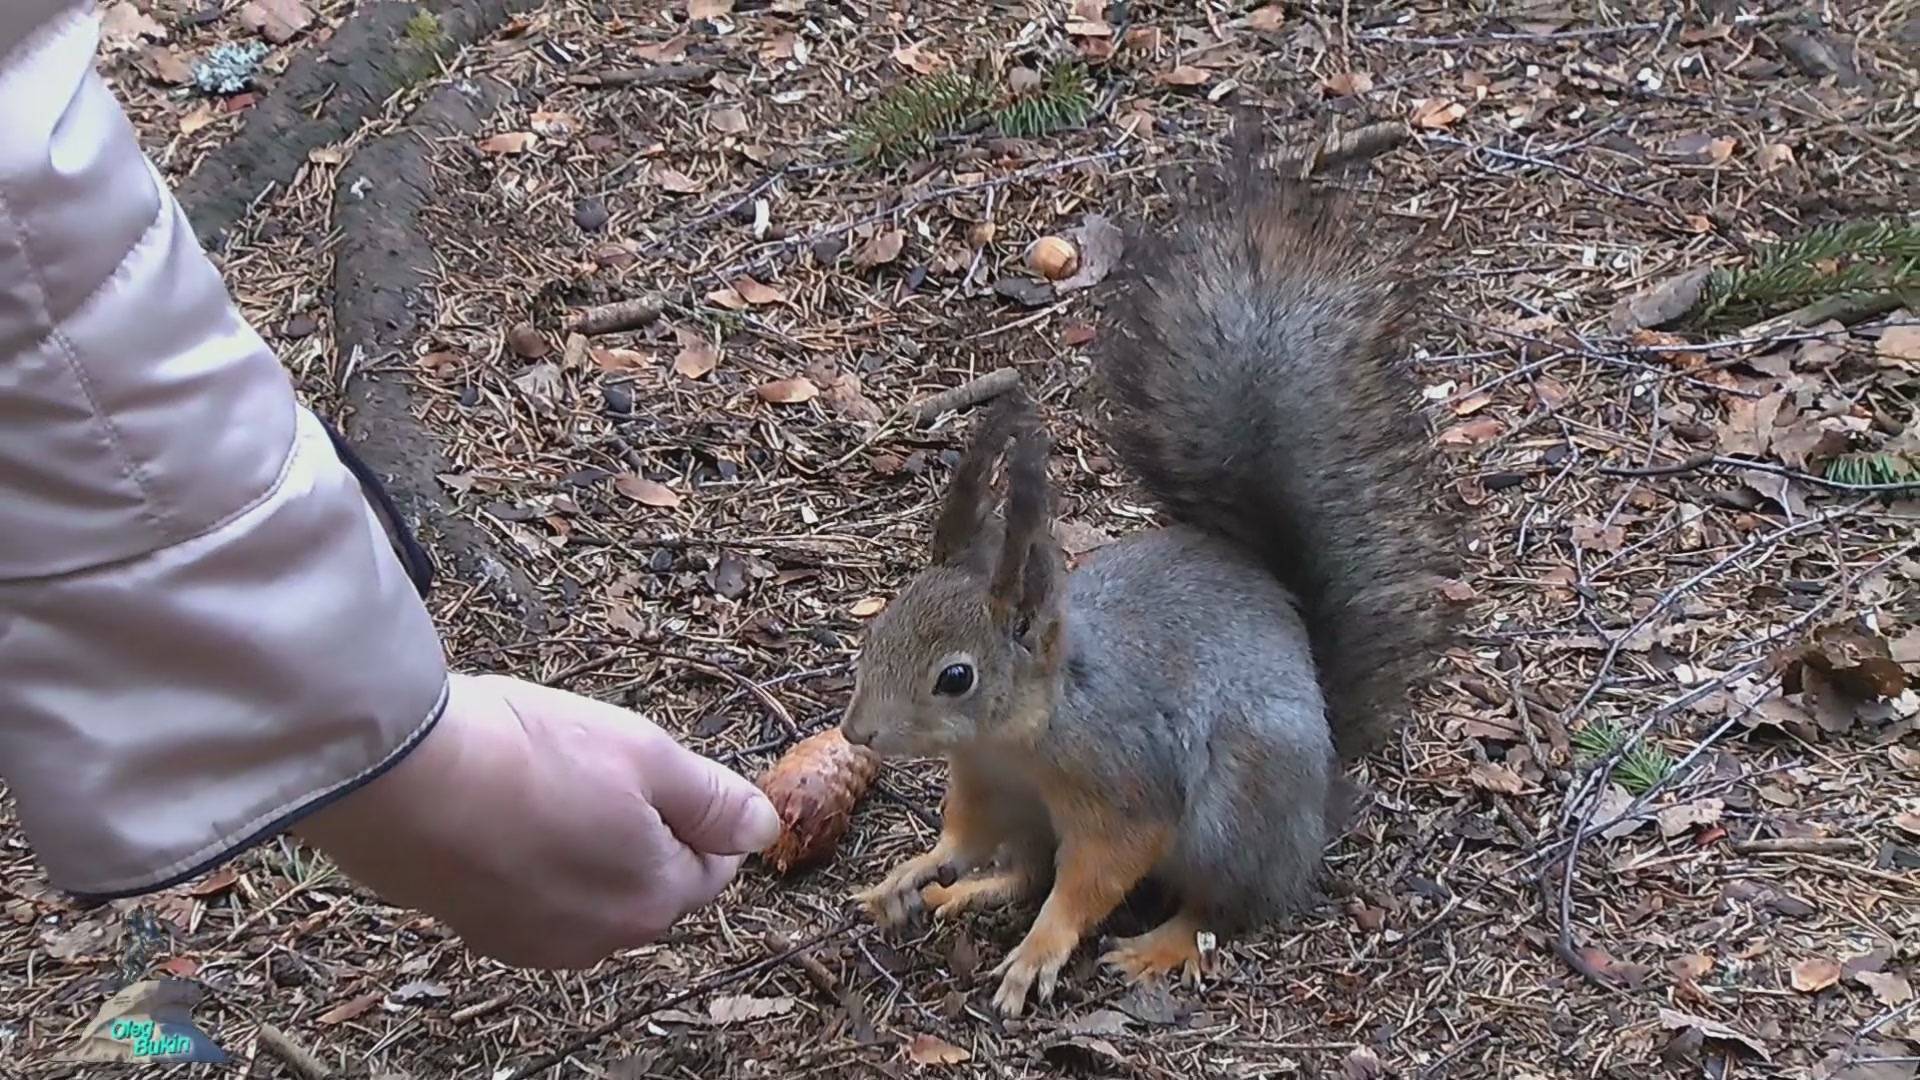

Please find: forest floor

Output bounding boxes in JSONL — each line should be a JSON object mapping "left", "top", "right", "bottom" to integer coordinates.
{"left": 4, "top": 2, "right": 1920, "bottom": 1078}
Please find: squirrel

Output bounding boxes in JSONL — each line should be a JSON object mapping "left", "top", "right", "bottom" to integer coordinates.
{"left": 839, "top": 120, "right": 1459, "bottom": 1017}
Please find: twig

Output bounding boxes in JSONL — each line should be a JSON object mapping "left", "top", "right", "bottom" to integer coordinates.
{"left": 504, "top": 917, "right": 864, "bottom": 1080}
{"left": 1600, "top": 454, "right": 1920, "bottom": 493}
{"left": 570, "top": 295, "right": 666, "bottom": 336}
{"left": 449, "top": 993, "right": 514, "bottom": 1023}
{"left": 914, "top": 368, "right": 1022, "bottom": 425}
{"left": 1735, "top": 290, "right": 1905, "bottom": 340}
{"left": 764, "top": 930, "right": 873, "bottom": 1039}
{"left": 255, "top": 1023, "right": 334, "bottom": 1080}
{"left": 1731, "top": 837, "right": 1862, "bottom": 856}
{"left": 570, "top": 63, "right": 715, "bottom": 88}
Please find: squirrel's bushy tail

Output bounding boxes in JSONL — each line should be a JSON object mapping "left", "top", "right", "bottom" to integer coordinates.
{"left": 1092, "top": 125, "right": 1456, "bottom": 762}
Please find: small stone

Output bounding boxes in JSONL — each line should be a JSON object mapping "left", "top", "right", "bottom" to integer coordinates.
{"left": 603, "top": 382, "right": 633, "bottom": 415}
{"left": 573, "top": 196, "right": 609, "bottom": 232}
{"left": 282, "top": 313, "right": 318, "bottom": 338}
{"left": 811, "top": 236, "right": 846, "bottom": 264}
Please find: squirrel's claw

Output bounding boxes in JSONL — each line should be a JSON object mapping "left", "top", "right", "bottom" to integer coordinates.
{"left": 852, "top": 849, "right": 962, "bottom": 928}
{"left": 1100, "top": 912, "right": 1211, "bottom": 987}
{"left": 990, "top": 933, "right": 1070, "bottom": 1016}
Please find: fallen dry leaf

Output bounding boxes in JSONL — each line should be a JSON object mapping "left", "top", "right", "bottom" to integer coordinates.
{"left": 688, "top": 0, "right": 733, "bottom": 18}
{"left": 239, "top": 0, "right": 315, "bottom": 44}
{"left": 733, "top": 277, "right": 787, "bottom": 305}
{"left": 317, "top": 992, "right": 381, "bottom": 1025}
{"left": 1657, "top": 1008, "right": 1770, "bottom": 1060}
{"left": 1854, "top": 970, "right": 1915, "bottom": 1007}
{"left": 635, "top": 34, "right": 692, "bottom": 62}
{"left": 1467, "top": 762, "right": 1526, "bottom": 795}
{"left": 853, "top": 229, "right": 905, "bottom": 270}
{"left": 137, "top": 45, "right": 193, "bottom": 85}
{"left": 674, "top": 339, "right": 719, "bottom": 380}
{"left": 1717, "top": 391, "right": 1784, "bottom": 457}
{"left": 907, "top": 1033, "right": 972, "bottom": 1066}
{"left": 1893, "top": 812, "right": 1920, "bottom": 838}
{"left": 757, "top": 378, "right": 819, "bottom": 404}
{"left": 709, "top": 107, "right": 749, "bottom": 135}
{"left": 892, "top": 40, "right": 945, "bottom": 75}
{"left": 1437, "top": 417, "right": 1504, "bottom": 446}
{"left": 850, "top": 596, "right": 887, "bottom": 618}
{"left": 1791, "top": 956, "right": 1843, "bottom": 993}
{"left": 706, "top": 286, "right": 747, "bottom": 310}
{"left": 1244, "top": 5, "right": 1287, "bottom": 31}
{"left": 479, "top": 132, "right": 538, "bottom": 156}
{"left": 1158, "top": 65, "right": 1212, "bottom": 87}
{"left": 1656, "top": 798, "right": 1724, "bottom": 838}
{"left": 653, "top": 166, "right": 705, "bottom": 194}
{"left": 614, "top": 475, "right": 682, "bottom": 508}
{"left": 1412, "top": 98, "right": 1468, "bottom": 128}
{"left": 1609, "top": 268, "right": 1709, "bottom": 333}
{"left": 1057, "top": 214, "right": 1124, "bottom": 293}
{"left": 1878, "top": 326, "right": 1920, "bottom": 365}
{"left": 707, "top": 994, "right": 797, "bottom": 1024}
{"left": 1323, "top": 71, "right": 1373, "bottom": 96}
{"left": 100, "top": 2, "right": 167, "bottom": 52}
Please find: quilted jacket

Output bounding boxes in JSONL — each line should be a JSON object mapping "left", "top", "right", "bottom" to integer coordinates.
{"left": 0, "top": 0, "right": 450, "bottom": 898}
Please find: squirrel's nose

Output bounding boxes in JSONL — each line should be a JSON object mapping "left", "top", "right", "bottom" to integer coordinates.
{"left": 841, "top": 718, "right": 874, "bottom": 747}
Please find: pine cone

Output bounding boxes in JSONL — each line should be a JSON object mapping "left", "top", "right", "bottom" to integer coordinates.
{"left": 755, "top": 728, "right": 882, "bottom": 874}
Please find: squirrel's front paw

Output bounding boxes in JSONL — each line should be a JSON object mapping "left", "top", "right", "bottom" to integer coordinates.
{"left": 990, "top": 929, "right": 1074, "bottom": 1017}
{"left": 852, "top": 852, "right": 954, "bottom": 928}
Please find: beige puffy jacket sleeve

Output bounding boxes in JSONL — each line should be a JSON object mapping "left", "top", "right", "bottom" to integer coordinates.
{"left": 1, "top": 0, "right": 451, "bottom": 898}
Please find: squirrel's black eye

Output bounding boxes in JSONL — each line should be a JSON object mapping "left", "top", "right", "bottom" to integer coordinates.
{"left": 933, "top": 663, "right": 975, "bottom": 697}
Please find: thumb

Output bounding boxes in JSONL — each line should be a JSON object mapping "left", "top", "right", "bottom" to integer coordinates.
{"left": 644, "top": 740, "right": 781, "bottom": 856}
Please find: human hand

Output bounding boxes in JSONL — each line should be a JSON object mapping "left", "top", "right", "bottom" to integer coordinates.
{"left": 293, "top": 672, "right": 778, "bottom": 967}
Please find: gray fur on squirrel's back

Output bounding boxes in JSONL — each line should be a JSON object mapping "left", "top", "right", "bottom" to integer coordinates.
{"left": 1092, "top": 138, "right": 1454, "bottom": 763}
{"left": 1050, "top": 527, "right": 1336, "bottom": 928}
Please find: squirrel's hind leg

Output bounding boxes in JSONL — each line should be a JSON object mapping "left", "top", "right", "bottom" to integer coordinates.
{"left": 1101, "top": 905, "right": 1212, "bottom": 986}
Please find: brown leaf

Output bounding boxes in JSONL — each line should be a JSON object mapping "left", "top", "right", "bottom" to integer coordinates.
{"left": 179, "top": 103, "right": 222, "bottom": 136}
{"left": 709, "top": 107, "right": 749, "bottom": 135}
{"left": 1670, "top": 953, "right": 1714, "bottom": 980}
{"left": 853, "top": 229, "right": 905, "bottom": 269}
{"left": 185, "top": 867, "right": 241, "bottom": 897}
{"left": 1657, "top": 1009, "right": 1770, "bottom": 1060}
{"left": 1879, "top": 326, "right": 1920, "bottom": 366}
{"left": 654, "top": 166, "right": 705, "bottom": 194}
{"left": 1245, "top": 5, "right": 1287, "bottom": 31}
{"left": 1656, "top": 798, "right": 1724, "bottom": 838}
{"left": 1791, "top": 957, "right": 1843, "bottom": 993}
{"left": 1894, "top": 745, "right": 1920, "bottom": 775}
{"left": 40, "top": 918, "right": 122, "bottom": 961}
{"left": 688, "top": 0, "right": 733, "bottom": 18}
{"left": 1437, "top": 417, "right": 1504, "bottom": 446}
{"left": 907, "top": 1033, "right": 971, "bottom": 1066}
{"left": 706, "top": 286, "right": 747, "bottom": 310}
{"left": 1342, "top": 1046, "right": 1383, "bottom": 1080}
{"left": 1158, "top": 65, "right": 1212, "bottom": 87}
{"left": 1757, "top": 143, "right": 1796, "bottom": 172}
{"left": 757, "top": 378, "right": 819, "bottom": 404}
{"left": 317, "top": 992, "right": 382, "bottom": 1025}
{"left": 1439, "top": 579, "right": 1479, "bottom": 602}
{"left": 1716, "top": 391, "right": 1785, "bottom": 457}
{"left": 1411, "top": 98, "right": 1467, "bottom": 128}
{"left": 238, "top": 0, "right": 315, "bottom": 41}
{"left": 614, "top": 475, "right": 682, "bottom": 508}
{"left": 1323, "top": 70, "right": 1373, "bottom": 96}
{"left": 137, "top": 45, "right": 194, "bottom": 85}
{"left": 1062, "top": 322, "right": 1098, "bottom": 346}
{"left": 707, "top": 994, "right": 797, "bottom": 1024}
{"left": 100, "top": 2, "right": 167, "bottom": 52}
{"left": 479, "top": 132, "right": 539, "bottom": 156}
{"left": 1608, "top": 269, "right": 1709, "bottom": 333}
{"left": 891, "top": 41, "right": 945, "bottom": 75}
{"left": 1571, "top": 522, "right": 1626, "bottom": 553}
{"left": 1770, "top": 420, "right": 1851, "bottom": 471}
{"left": 1057, "top": 214, "right": 1125, "bottom": 293}
{"left": 850, "top": 596, "right": 887, "bottom": 618}
{"left": 1854, "top": 970, "right": 1915, "bottom": 1007}
{"left": 733, "top": 276, "right": 787, "bottom": 305}
{"left": 1894, "top": 813, "right": 1920, "bottom": 838}
{"left": 1467, "top": 762, "right": 1526, "bottom": 795}
{"left": 635, "top": 35, "right": 692, "bottom": 62}
{"left": 592, "top": 346, "right": 647, "bottom": 371}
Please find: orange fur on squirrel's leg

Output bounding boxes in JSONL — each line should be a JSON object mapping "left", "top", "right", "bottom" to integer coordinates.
{"left": 991, "top": 814, "right": 1170, "bottom": 1017}
{"left": 921, "top": 866, "right": 1036, "bottom": 920}
{"left": 1102, "top": 905, "right": 1209, "bottom": 986}
{"left": 853, "top": 762, "right": 999, "bottom": 927}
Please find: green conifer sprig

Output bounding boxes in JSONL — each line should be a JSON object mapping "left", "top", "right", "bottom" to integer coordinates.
{"left": 848, "top": 61, "right": 1093, "bottom": 164}
{"left": 1824, "top": 451, "right": 1919, "bottom": 488}
{"left": 1693, "top": 215, "right": 1920, "bottom": 330}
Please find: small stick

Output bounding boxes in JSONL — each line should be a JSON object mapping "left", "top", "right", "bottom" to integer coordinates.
{"left": 914, "top": 368, "right": 1021, "bottom": 425}
{"left": 449, "top": 992, "right": 514, "bottom": 1023}
{"left": 1736, "top": 291, "right": 1904, "bottom": 340}
{"left": 570, "top": 295, "right": 666, "bottom": 336}
{"left": 1731, "top": 837, "right": 1861, "bottom": 856}
{"left": 256, "top": 1023, "right": 334, "bottom": 1080}
{"left": 570, "top": 64, "right": 714, "bottom": 88}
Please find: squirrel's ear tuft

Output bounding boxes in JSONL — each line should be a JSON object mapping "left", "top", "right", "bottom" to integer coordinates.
{"left": 930, "top": 388, "right": 1032, "bottom": 566}
{"left": 989, "top": 418, "right": 1059, "bottom": 637}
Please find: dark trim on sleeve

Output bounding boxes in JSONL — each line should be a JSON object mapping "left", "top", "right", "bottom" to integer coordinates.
{"left": 316, "top": 416, "right": 436, "bottom": 600}
{"left": 62, "top": 677, "right": 451, "bottom": 905}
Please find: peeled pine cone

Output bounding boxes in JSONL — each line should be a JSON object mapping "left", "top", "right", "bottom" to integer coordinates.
{"left": 754, "top": 728, "right": 881, "bottom": 874}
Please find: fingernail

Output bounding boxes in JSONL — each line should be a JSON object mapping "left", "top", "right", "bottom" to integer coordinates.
{"left": 740, "top": 791, "right": 781, "bottom": 851}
